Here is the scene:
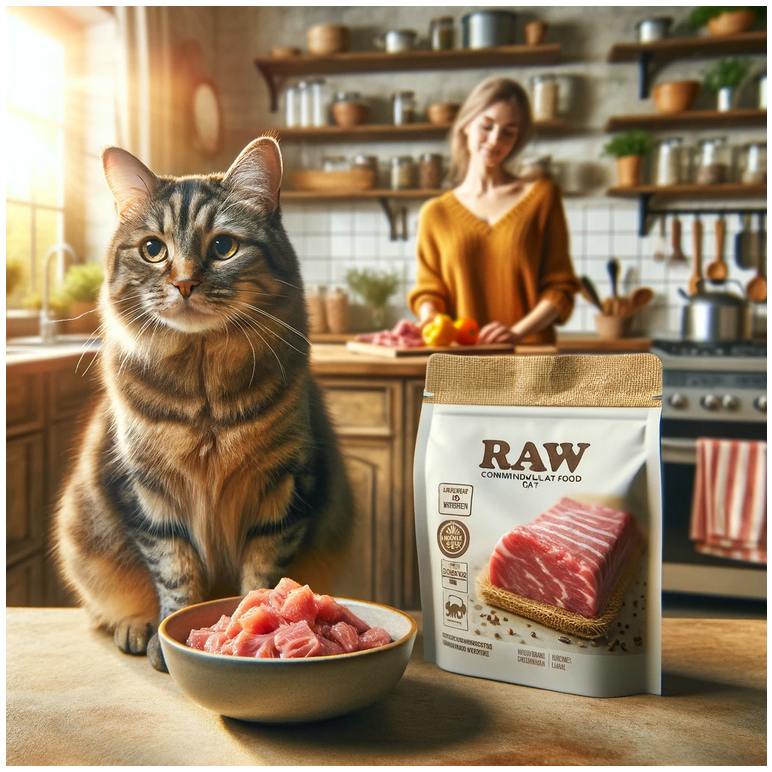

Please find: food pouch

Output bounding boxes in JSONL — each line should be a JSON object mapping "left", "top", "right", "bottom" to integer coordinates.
{"left": 413, "top": 354, "right": 662, "bottom": 697}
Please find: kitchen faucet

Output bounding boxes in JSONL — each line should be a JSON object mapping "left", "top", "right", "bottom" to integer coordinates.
{"left": 41, "top": 243, "right": 78, "bottom": 344}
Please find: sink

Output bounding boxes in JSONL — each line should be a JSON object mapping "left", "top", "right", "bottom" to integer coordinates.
{"left": 6, "top": 334, "right": 99, "bottom": 348}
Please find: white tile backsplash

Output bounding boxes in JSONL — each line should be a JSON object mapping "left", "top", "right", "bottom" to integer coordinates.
{"left": 280, "top": 200, "right": 753, "bottom": 335}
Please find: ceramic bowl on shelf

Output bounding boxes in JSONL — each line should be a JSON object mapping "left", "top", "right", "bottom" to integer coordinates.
{"left": 332, "top": 100, "right": 371, "bottom": 127}
{"left": 306, "top": 24, "right": 350, "bottom": 56}
{"left": 427, "top": 102, "right": 460, "bottom": 125}
{"left": 652, "top": 80, "right": 700, "bottom": 114}
{"left": 270, "top": 46, "right": 301, "bottom": 59}
{"left": 159, "top": 595, "right": 417, "bottom": 723}
{"left": 706, "top": 10, "right": 756, "bottom": 36}
{"left": 289, "top": 168, "right": 377, "bottom": 193}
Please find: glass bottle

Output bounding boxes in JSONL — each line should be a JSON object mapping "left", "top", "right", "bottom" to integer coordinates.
{"left": 297, "top": 80, "right": 310, "bottom": 127}
{"left": 655, "top": 138, "right": 684, "bottom": 186}
{"left": 429, "top": 17, "right": 454, "bottom": 50}
{"left": 391, "top": 156, "right": 414, "bottom": 190}
{"left": 741, "top": 141, "right": 767, "bottom": 185}
{"left": 284, "top": 84, "right": 299, "bottom": 128}
{"left": 392, "top": 91, "right": 416, "bottom": 125}
{"left": 530, "top": 74, "right": 559, "bottom": 122}
{"left": 306, "top": 78, "right": 328, "bottom": 127}
{"left": 418, "top": 153, "right": 443, "bottom": 189}
{"left": 695, "top": 137, "right": 729, "bottom": 185}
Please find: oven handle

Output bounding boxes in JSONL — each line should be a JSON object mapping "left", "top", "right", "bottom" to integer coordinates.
{"left": 661, "top": 437, "right": 696, "bottom": 465}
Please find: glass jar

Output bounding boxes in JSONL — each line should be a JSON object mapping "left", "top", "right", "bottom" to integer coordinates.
{"left": 297, "top": 80, "right": 310, "bottom": 127}
{"left": 331, "top": 91, "right": 369, "bottom": 127}
{"left": 392, "top": 91, "right": 416, "bottom": 125}
{"left": 352, "top": 154, "right": 378, "bottom": 179}
{"left": 430, "top": 16, "right": 454, "bottom": 50}
{"left": 419, "top": 153, "right": 443, "bottom": 189}
{"left": 741, "top": 141, "right": 767, "bottom": 185}
{"left": 322, "top": 156, "right": 350, "bottom": 172}
{"left": 695, "top": 137, "right": 729, "bottom": 185}
{"left": 758, "top": 73, "right": 767, "bottom": 110}
{"left": 306, "top": 78, "right": 328, "bottom": 127}
{"left": 530, "top": 74, "right": 559, "bottom": 122}
{"left": 391, "top": 156, "right": 414, "bottom": 190}
{"left": 284, "top": 84, "right": 299, "bottom": 127}
{"left": 655, "top": 138, "right": 684, "bottom": 186}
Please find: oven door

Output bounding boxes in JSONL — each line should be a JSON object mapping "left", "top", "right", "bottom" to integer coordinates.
{"left": 661, "top": 428, "right": 766, "bottom": 600}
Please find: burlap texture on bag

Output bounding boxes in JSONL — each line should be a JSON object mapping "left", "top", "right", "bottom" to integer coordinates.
{"left": 423, "top": 353, "right": 662, "bottom": 408}
{"left": 477, "top": 535, "right": 647, "bottom": 639}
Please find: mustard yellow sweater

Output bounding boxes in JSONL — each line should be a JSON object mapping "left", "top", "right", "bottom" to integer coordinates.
{"left": 408, "top": 179, "right": 580, "bottom": 345}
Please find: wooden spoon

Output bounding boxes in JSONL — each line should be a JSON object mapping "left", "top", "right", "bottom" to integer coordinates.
{"left": 630, "top": 286, "right": 655, "bottom": 310}
{"left": 669, "top": 216, "right": 687, "bottom": 263}
{"left": 688, "top": 217, "right": 703, "bottom": 295}
{"left": 579, "top": 276, "right": 604, "bottom": 311}
{"left": 746, "top": 213, "right": 767, "bottom": 302}
{"left": 705, "top": 217, "right": 728, "bottom": 282}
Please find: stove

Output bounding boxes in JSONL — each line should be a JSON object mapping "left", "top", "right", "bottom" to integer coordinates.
{"left": 651, "top": 337, "right": 767, "bottom": 601}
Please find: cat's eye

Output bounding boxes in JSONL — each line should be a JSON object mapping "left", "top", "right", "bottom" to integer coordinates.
{"left": 140, "top": 238, "right": 167, "bottom": 263}
{"left": 210, "top": 234, "right": 239, "bottom": 260}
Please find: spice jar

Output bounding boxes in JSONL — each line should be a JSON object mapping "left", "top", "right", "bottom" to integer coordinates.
{"left": 306, "top": 78, "right": 328, "bottom": 127}
{"left": 429, "top": 16, "right": 454, "bottom": 50}
{"left": 297, "top": 80, "right": 310, "bottom": 127}
{"left": 284, "top": 84, "right": 299, "bottom": 127}
{"left": 419, "top": 153, "right": 443, "bottom": 189}
{"left": 392, "top": 91, "right": 416, "bottom": 125}
{"left": 740, "top": 141, "right": 766, "bottom": 185}
{"left": 758, "top": 73, "right": 767, "bottom": 109}
{"left": 352, "top": 154, "right": 378, "bottom": 173}
{"left": 695, "top": 137, "right": 729, "bottom": 185}
{"left": 654, "top": 138, "right": 684, "bottom": 186}
{"left": 332, "top": 92, "right": 370, "bottom": 127}
{"left": 391, "top": 156, "right": 414, "bottom": 190}
{"left": 325, "top": 288, "right": 350, "bottom": 334}
{"left": 530, "top": 74, "right": 559, "bottom": 122}
{"left": 322, "top": 156, "right": 350, "bottom": 172}
{"left": 306, "top": 286, "right": 328, "bottom": 334}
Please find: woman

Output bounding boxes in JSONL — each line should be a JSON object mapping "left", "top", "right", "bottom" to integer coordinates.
{"left": 408, "top": 77, "right": 580, "bottom": 345}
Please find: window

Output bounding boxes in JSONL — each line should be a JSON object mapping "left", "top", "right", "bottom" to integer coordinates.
{"left": 6, "top": 14, "right": 66, "bottom": 309}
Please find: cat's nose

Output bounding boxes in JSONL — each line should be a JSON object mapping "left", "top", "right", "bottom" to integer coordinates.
{"left": 173, "top": 279, "right": 201, "bottom": 297}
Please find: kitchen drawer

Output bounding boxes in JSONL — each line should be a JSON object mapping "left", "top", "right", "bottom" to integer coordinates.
{"left": 7, "top": 552, "right": 45, "bottom": 607}
{"left": 6, "top": 433, "right": 45, "bottom": 563}
{"left": 6, "top": 372, "right": 45, "bottom": 436}
{"left": 320, "top": 380, "right": 399, "bottom": 437}
{"left": 48, "top": 365, "right": 101, "bottom": 421}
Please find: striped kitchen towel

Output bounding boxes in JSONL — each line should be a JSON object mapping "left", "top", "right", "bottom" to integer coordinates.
{"left": 690, "top": 438, "right": 767, "bottom": 564}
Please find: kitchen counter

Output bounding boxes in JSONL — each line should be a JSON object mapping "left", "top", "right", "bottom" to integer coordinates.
{"left": 6, "top": 608, "right": 765, "bottom": 765}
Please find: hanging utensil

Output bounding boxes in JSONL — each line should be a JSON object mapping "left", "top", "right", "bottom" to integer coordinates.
{"left": 669, "top": 215, "right": 687, "bottom": 262}
{"left": 688, "top": 216, "right": 703, "bottom": 295}
{"left": 734, "top": 213, "right": 753, "bottom": 269}
{"left": 630, "top": 286, "right": 655, "bottom": 310}
{"left": 604, "top": 258, "right": 622, "bottom": 315}
{"left": 746, "top": 212, "right": 767, "bottom": 303}
{"left": 653, "top": 215, "right": 667, "bottom": 262}
{"left": 579, "top": 276, "right": 604, "bottom": 311}
{"left": 705, "top": 216, "right": 728, "bottom": 282}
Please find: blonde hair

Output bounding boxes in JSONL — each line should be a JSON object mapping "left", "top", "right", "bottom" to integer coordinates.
{"left": 448, "top": 77, "right": 533, "bottom": 185}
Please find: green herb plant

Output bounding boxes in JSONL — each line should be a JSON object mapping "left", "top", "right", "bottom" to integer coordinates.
{"left": 6, "top": 260, "right": 24, "bottom": 297}
{"left": 60, "top": 263, "right": 104, "bottom": 304}
{"left": 601, "top": 130, "right": 654, "bottom": 159}
{"left": 22, "top": 291, "right": 71, "bottom": 313}
{"left": 703, "top": 58, "right": 752, "bottom": 93}
{"left": 689, "top": 6, "right": 765, "bottom": 28}
{"left": 345, "top": 268, "right": 400, "bottom": 329}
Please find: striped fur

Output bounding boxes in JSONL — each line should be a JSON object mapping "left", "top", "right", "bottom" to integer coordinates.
{"left": 54, "top": 140, "right": 354, "bottom": 670}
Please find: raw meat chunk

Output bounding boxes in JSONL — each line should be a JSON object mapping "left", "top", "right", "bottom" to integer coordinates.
{"left": 280, "top": 585, "right": 317, "bottom": 625}
{"left": 226, "top": 589, "right": 272, "bottom": 636}
{"left": 274, "top": 620, "right": 322, "bottom": 658}
{"left": 314, "top": 594, "right": 370, "bottom": 633}
{"left": 212, "top": 615, "right": 231, "bottom": 632}
{"left": 238, "top": 605, "right": 285, "bottom": 635}
{"left": 327, "top": 622, "right": 360, "bottom": 653}
{"left": 204, "top": 632, "right": 229, "bottom": 653}
{"left": 488, "top": 497, "right": 641, "bottom": 618}
{"left": 186, "top": 628, "right": 215, "bottom": 650}
{"left": 358, "top": 627, "right": 392, "bottom": 651}
{"left": 231, "top": 630, "right": 275, "bottom": 657}
{"left": 255, "top": 638, "right": 280, "bottom": 659}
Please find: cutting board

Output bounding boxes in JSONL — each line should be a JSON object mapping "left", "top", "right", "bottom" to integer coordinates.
{"left": 346, "top": 341, "right": 516, "bottom": 358}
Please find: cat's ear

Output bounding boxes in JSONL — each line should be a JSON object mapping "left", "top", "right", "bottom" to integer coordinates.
{"left": 102, "top": 147, "right": 158, "bottom": 219}
{"left": 223, "top": 136, "right": 283, "bottom": 213}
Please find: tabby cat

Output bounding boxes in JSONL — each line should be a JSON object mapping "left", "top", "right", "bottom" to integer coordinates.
{"left": 54, "top": 137, "right": 354, "bottom": 671}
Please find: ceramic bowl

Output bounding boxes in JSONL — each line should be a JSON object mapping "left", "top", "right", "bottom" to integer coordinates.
{"left": 159, "top": 596, "right": 417, "bottom": 724}
{"left": 652, "top": 81, "right": 700, "bottom": 114}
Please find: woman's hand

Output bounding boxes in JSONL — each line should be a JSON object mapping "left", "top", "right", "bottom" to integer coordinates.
{"left": 478, "top": 321, "right": 522, "bottom": 345}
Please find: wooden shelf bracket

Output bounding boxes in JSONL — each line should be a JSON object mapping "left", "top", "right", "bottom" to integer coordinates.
{"left": 637, "top": 50, "right": 654, "bottom": 99}
{"left": 256, "top": 63, "right": 280, "bottom": 112}
{"left": 378, "top": 197, "right": 408, "bottom": 241}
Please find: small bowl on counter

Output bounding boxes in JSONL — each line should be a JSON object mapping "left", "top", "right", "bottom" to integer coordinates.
{"left": 652, "top": 81, "right": 700, "bottom": 114}
{"left": 159, "top": 596, "right": 417, "bottom": 723}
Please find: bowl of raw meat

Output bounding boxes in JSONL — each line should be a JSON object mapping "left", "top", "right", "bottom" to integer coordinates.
{"left": 158, "top": 578, "right": 418, "bottom": 723}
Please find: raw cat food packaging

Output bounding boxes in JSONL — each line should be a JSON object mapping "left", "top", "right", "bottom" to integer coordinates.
{"left": 413, "top": 354, "right": 662, "bottom": 697}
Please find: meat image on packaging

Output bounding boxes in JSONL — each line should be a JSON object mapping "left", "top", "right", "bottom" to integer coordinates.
{"left": 488, "top": 497, "right": 642, "bottom": 619}
{"left": 186, "top": 578, "right": 392, "bottom": 659}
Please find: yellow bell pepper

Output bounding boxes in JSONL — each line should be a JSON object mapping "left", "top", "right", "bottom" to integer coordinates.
{"left": 422, "top": 313, "right": 458, "bottom": 347}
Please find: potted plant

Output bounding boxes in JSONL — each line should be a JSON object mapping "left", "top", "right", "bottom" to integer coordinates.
{"left": 602, "top": 130, "right": 653, "bottom": 188}
{"left": 704, "top": 57, "right": 751, "bottom": 111}
{"left": 689, "top": 6, "right": 764, "bottom": 36}
{"left": 59, "top": 263, "right": 104, "bottom": 334}
{"left": 344, "top": 268, "right": 400, "bottom": 331}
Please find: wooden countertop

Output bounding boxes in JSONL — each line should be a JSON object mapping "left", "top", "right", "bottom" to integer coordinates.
{"left": 6, "top": 608, "right": 765, "bottom": 765}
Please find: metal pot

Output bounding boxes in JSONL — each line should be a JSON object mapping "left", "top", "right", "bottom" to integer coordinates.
{"left": 635, "top": 17, "right": 673, "bottom": 43}
{"left": 375, "top": 29, "right": 418, "bottom": 53}
{"left": 680, "top": 280, "right": 753, "bottom": 343}
{"left": 461, "top": 10, "right": 516, "bottom": 49}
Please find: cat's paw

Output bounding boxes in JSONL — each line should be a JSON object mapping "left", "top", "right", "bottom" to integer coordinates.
{"left": 146, "top": 632, "right": 168, "bottom": 673}
{"left": 113, "top": 618, "right": 155, "bottom": 655}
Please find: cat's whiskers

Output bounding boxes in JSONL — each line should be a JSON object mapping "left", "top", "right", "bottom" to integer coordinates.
{"left": 231, "top": 299, "right": 310, "bottom": 347}
{"left": 229, "top": 314, "right": 257, "bottom": 388}
{"left": 231, "top": 307, "right": 287, "bottom": 383}
{"left": 116, "top": 309, "right": 156, "bottom": 377}
{"left": 234, "top": 307, "right": 307, "bottom": 358}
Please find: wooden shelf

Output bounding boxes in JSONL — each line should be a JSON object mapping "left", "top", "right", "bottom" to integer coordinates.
{"left": 282, "top": 188, "right": 442, "bottom": 201}
{"left": 608, "top": 30, "right": 767, "bottom": 64}
{"left": 251, "top": 118, "right": 567, "bottom": 143}
{"left": 605, "top": 108, "right": 767, "bottom": 132}
{"left": 255, "top": 44, "right": 561, "bottom": 111}
{"left": 608, "top": 184, "right": 767, "bottom": 199}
